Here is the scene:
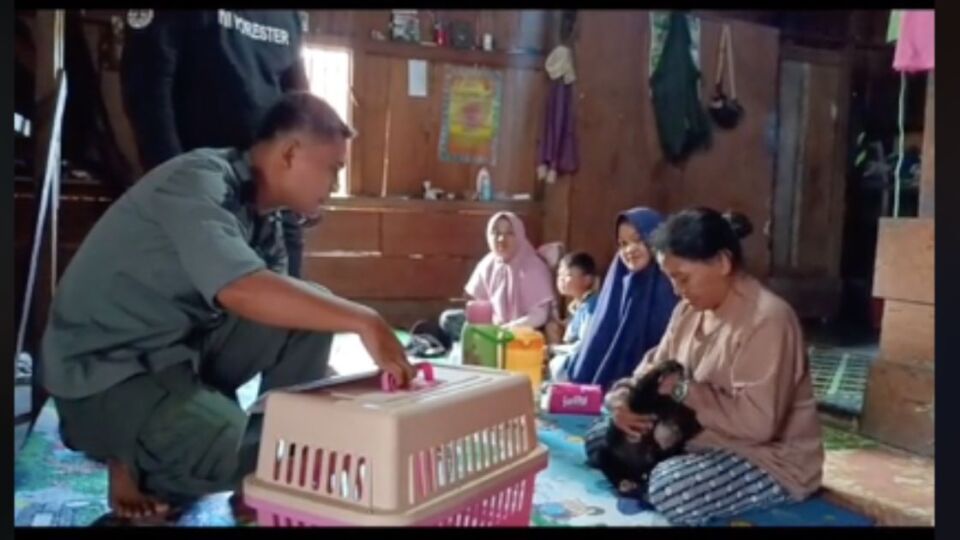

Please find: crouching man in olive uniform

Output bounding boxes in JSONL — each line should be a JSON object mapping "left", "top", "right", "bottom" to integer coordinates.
{"left": 41, "top": 92, "right": 416, "bottom": 522}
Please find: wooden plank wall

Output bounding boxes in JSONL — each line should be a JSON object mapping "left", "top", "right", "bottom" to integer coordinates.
{"left": 301, "top": 204, "right": 542, "bottom": 328}
{"left": 666, "top": 18, "right": 781, "bottom": 277}
{"left": 766, "top": 47, "right": 850, "bottom": 321}
{"left": 13, "top": 181, "right": 115, "bottom": 326}
{"left": 305, "top": 10, "right": 551, "bottom": 199}
{"left": 16, "top": 10, "right": 556, "bottom": 332}
{"left": 773, "top": 50, "right": 850, "bottom": 279}
{"left": 297, "top": 10, "right": 553, "bottom": 327}
{"left": 13, "top": 184, "right": 544, "bottom": 330}
{"left": 546, "top": 11, "right": 781, "bottom": 275}
{"left": 23, "top": 10, "right": 791, "bottom": 330}
{"left": 352, "top": 57, "right": 547, "bottom": 199}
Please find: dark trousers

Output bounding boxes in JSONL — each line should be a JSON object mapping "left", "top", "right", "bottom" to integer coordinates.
{"left": 54, "top": 314, "right": 332, "bottom": 505}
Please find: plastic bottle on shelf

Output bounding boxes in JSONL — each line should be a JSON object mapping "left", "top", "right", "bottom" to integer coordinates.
{"left": 477, "top": 167, "right": 493, "bottom": 201}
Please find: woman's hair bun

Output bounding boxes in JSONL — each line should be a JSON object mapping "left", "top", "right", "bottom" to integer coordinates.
{"left": 723, "top": 211, "right": 753, "bottom": 240}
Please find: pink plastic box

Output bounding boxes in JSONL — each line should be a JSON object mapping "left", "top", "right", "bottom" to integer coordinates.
{"left": 243, "top": 363, "right": 549, "bottom": 527}
{"left": 541, "top": 383, "right": 604, "bottom": 416}
{"left": 465, "top": 300, "right": 494, "bottom": 325}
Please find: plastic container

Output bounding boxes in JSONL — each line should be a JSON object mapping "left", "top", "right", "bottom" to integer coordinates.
{"left": 477, "top": 167, "right": 493, "bottom": 201}
{"left": 243, "top": 363, "right": 549, "bottom": 527}
{"left": 540, "top": 383, "right": 604, "bottom": 415}
{"left": 461, "top": 324, "right": 512, "bottom": 369}
{"left": 465, "top": 300, "right": 494, "bottom": 325}
{"left": 504, "top": 328, "right": 546, "bottom": 396}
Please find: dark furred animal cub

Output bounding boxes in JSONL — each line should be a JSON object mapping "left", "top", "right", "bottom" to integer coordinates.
{"left": 584, "top": 360, "right": 702, "bottom": 497}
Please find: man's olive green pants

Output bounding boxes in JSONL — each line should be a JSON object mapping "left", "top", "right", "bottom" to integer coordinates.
{"left": 54, "top": 315, "right": 332, "bottom": 506}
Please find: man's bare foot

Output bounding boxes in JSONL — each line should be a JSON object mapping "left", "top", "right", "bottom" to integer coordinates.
{"left": 108, "top": 460, "right": 171, "bottom": 523}
{"left": 229, "top": 491, "right": 257, "bottom": 525}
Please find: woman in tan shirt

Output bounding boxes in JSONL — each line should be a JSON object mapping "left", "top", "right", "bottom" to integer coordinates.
{"left": 605, "top": 208, "right": 824, "bottom": 526}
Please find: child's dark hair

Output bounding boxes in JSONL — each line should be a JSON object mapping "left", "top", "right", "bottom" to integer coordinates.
{"left": 561, "top": 251, "right": 597, "bottom": 276}
{"left": 255, "top": 91, "right": 356, "bottom": 143}
{"left": 649, "top": 208, "right": 753, "bottom": 268}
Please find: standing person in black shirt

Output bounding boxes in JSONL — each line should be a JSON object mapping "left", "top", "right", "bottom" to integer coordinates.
{"left": 121, "top": 9, "right": 311, "bottom": 277}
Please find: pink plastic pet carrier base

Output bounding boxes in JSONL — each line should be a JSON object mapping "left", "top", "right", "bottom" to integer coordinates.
{"left": 246, "top": 456, "right": 543, "bottom": 527}
{"left": 243, "top": 363, "right": 549, "bottom": 527}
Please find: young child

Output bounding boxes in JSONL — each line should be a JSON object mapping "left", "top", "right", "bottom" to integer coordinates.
{"left": 556, "top": 252, "right": 600, "bottom": 346}
{"left": 547, "top": 252, "right": 599, "bottom": 380}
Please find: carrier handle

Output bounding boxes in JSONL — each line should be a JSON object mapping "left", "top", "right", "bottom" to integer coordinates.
{"left": 381, "top": 362, "right": 436, "bottom": 392}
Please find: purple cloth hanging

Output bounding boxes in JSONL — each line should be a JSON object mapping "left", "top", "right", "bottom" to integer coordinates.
{"left": 538, "top": 80, "right": 579, "bottom": 180}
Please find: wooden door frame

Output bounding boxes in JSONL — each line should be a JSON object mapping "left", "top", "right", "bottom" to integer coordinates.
{"left": 768, "top": 43, "right": 852, "bottom": 322}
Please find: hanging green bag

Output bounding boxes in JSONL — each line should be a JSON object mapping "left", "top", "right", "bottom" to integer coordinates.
{"left": 650, "top": 12, "right": 712, "bottom": 163}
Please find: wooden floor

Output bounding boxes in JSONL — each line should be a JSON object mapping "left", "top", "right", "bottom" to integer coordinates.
{"left": 823, "top": 445, "right": 935, "bottom": 526}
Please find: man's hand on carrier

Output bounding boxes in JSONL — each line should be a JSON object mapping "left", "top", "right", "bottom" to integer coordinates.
{"left": 217, "top": 272, "right": 413, "bottom": 389}
{"left": 359, "top": 312, "right": 416, "bottom": 388}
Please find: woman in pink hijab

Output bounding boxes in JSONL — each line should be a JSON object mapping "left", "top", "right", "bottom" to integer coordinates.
{"left": 440, "top": 212, "right": 555, "bottom": 340}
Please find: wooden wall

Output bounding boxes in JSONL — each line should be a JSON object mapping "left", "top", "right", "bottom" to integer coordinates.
{"left": 305, "top": 10, "right": 552, "bottom": 199}
{"left": 293, "top": 10, "right": 554, "bottom": 327}
{"left": 20, "top": 10, "right": 792, "bottom": 329}
{"left": 766, "top": 46, "right": 851, "bottom": 320}
{"left": 543, "top": 11, "right": 781, "bottom": 276}
{"left": 304, "top": 10, "right": 783, "bottom": 320}
{"left": 302, "top": 200, "right": 542, "bottom": 328}
{"left": 14, "top": 181, "right": 115, "bottom": 328}
{"left": 14, "top": 10, "right": 557, "bottom": 331}
{"left": 350, "top": 52, "right": 547, "bottom": 199}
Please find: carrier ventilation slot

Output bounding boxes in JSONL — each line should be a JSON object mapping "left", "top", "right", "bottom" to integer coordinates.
{"left": 273, "top": 439, "right": 368, "bottom": 503}
{"left": 408, "top": 415, "right": 529, "bottom": 504}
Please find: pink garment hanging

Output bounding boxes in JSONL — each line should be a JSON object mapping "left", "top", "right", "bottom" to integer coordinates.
{"left": 893, "top": 10, "right": 934, "bottom": 72}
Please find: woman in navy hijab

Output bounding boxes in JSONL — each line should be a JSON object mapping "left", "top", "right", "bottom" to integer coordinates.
{"left": 562, "top": 207, "right": 679, "bottom": 391}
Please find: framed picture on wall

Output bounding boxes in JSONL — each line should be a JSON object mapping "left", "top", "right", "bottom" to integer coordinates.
{"left": 438, "top": 67, "right": 503, "bottom": 165}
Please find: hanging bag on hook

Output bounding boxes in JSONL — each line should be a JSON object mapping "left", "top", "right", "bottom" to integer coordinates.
{"left": 709, "top": 24, "right": 744, "bottom": 129}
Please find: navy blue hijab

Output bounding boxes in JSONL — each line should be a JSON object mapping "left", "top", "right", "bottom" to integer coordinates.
{"left": 564, "top": 207, "right": 679, "bottom": 391}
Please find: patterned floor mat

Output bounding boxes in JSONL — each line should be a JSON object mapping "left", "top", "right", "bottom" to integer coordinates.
{"left": 14, "top": 334, "right": 874, "bottom": 527}
{"left": 14, "top": 401, "right": 874, "bottom": 527}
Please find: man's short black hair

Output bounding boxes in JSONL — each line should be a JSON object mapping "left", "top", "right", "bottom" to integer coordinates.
{"left": 255, "top": 91, "right": 355, "bottom": 143}
{"left": 560, "top": 251, "right": 597, "bottom": 276}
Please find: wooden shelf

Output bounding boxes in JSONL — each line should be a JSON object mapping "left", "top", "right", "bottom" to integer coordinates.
{"left": 363, "top": 39, "right": 545, "bottom": 71}
{"left": 322, "top": 195, "right": 541, "bottom": 215}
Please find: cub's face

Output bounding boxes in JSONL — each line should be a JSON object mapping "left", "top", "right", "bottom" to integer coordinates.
{"left": 653, "top": 420, "right": 684, "bottom": 451}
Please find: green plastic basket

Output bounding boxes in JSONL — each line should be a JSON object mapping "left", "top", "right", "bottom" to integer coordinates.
{"left": 461, "top": 324, "right": 514, "bottom": 368}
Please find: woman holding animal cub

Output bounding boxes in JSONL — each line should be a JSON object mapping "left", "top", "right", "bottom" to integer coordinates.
{"left": 605, "top": 208, "right": 823, "bottom": 526}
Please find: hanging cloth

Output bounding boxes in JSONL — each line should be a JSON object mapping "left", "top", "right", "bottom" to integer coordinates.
{"left": 886, "top": 10, "right": 903, "bottom": 43}
{"left": 650, "top": 12, "right": 711, "bottom": 164}
{"left": 893, "top": 10, "right": 934, "bottom": 73}
{"left": 890, "top": 10, "right": 933, "bottom": 216}
{"left": 537, "top": 45, "right": 580, "bottom": 183}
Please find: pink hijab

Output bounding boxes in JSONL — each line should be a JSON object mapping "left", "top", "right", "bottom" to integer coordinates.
{"left": 465, "top": 212, "right": 555, "bottom": 325}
